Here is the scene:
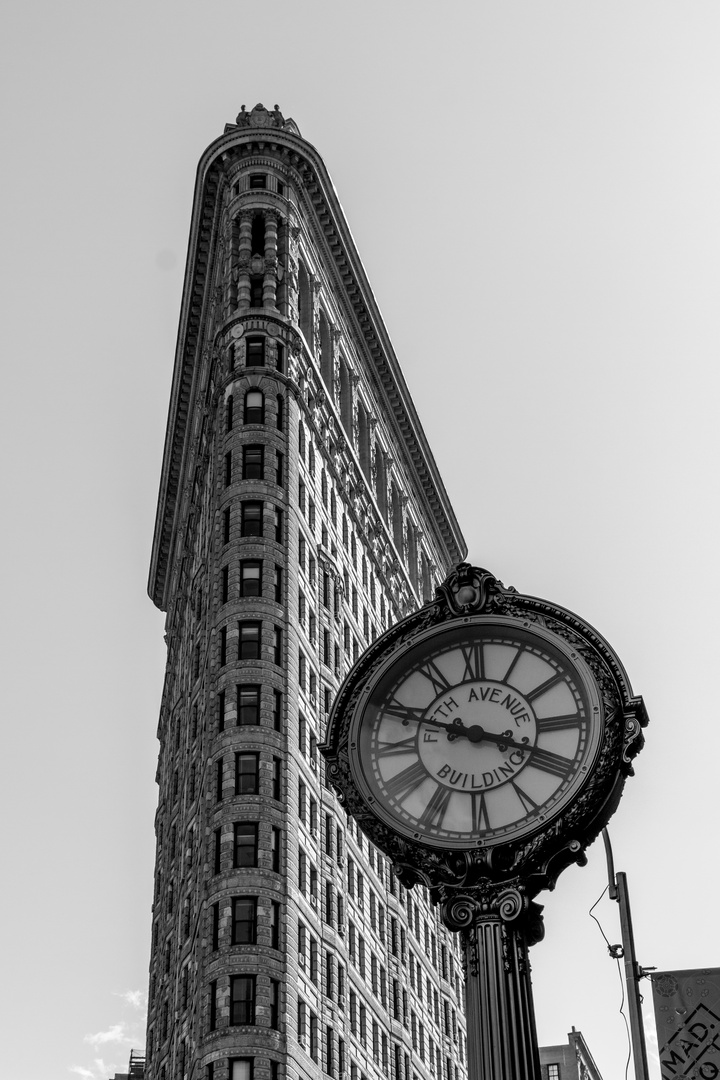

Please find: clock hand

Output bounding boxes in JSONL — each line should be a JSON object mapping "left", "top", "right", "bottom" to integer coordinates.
{"left": 422, "top": 716, "right": 531, "bottom": 751}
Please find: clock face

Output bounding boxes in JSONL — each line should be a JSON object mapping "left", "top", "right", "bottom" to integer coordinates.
{"left": 349, "top": 618, "right": 602, "bottom": 849}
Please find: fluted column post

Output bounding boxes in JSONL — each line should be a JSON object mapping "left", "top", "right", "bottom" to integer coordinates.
{"left": 236, "top": 211, "right": 252, "bottom": 311}
{"left": 263, "top": 210, "right": 279, "bottom": 310}
{"left": 443, "top": 887, "right": 544, "bottom": 1080}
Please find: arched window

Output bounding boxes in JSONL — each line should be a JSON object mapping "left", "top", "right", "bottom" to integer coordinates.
{"left": 319, "top": 311, "right": 333, "bottom": 389}
{"left": 357, "top": 400, "right": 371, "bottom": 480}
{"left": 375, "top": 449, "right": 388, "bottom": 521}
{"left": 391, "top": 484, "right": 403, "bottom": 551}
{"left": 407, "top": 523, "right": 418, "bottom": 592}
{"left": 298, "top": 261, "right": 312, "bottom": 343}
{"left": 421, "top": 554, "right": 433, "bottom": 604}
{"left": 339, "top": 356, "right": 353, "bottom": 434}
{"left": 244, "top": 390, "right": 264, "bottom": 424}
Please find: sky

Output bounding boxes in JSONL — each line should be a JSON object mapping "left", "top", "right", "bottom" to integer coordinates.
{"left": 1, "top": 2, "right": 718, "bottom": 1078}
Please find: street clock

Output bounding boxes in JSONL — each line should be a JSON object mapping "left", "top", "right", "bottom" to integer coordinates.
{"left": 322, "top": 563, "right": 647, "bottom": 896}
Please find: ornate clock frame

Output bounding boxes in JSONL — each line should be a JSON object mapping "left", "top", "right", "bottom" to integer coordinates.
{"left": 322, "top": 563, "right": 648, "bottom": 1080}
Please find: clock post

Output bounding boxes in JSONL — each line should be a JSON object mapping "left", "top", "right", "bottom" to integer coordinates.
{"left": 322, "top": 563, "right": 648, "bottom": 1080}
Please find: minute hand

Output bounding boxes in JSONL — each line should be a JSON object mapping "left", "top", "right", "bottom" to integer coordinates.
{"left": 423, "top": 717, "right": 530, "bottom": 749}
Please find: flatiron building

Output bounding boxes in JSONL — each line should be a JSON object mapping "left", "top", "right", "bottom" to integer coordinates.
{"left": 146, "top": 103, "right": 468, "bottom": 1080}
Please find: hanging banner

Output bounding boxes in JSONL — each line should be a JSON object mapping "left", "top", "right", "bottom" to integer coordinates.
{"left": 651, "top": 968, "right": 720, "bottom": 1079}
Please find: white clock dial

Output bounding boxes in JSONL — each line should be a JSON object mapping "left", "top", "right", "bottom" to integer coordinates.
{"left": 351, "top": 620, "right": 601, "bottom": 849}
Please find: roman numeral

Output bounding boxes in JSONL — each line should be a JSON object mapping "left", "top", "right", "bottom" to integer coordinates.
{"left": 376, "top": 736, "right": 418, "bottom": 758}
{"left": 383, "top": 700, "right": 427, "bottom": 725}
{"left": 526, "top": 672, "right": 565, "bottom": 702}
{"left": 418, "top": 785, "right": 452, "bottom": 829}
{"left": 383, "top": 761, "right": 428, "bottom": 802}
{"left": 535, "top": 714, "right": 580, "bottom": 732}
{"left": 501, "top": 647, "right": 523, "bottom": 682}
{"left": 461, "top": 642, "right": 484, "bottom": 682}
{"left": 417, "top": 659, "right": 452, "bottom": 697}
{"left": 471, "top": 792, "right": 489, "bottom": 833}
{"left": 512, "top": 783, "right": 539, "bottom": 814}
{"left": 527, "top": 746, "right": 572, "bottom": 778}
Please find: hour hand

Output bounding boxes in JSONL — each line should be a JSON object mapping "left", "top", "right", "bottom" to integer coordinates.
{"left": 383, "top": 702, "right": 470, "bottom": 740}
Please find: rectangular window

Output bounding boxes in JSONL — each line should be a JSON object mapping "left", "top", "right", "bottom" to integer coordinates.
{"left": 547, "top": 1067, "right": 560, "bottom": 1080}
{"left": 246, "top": 337, "right": 265, "bottom": 366}
{"left": 220, "top": 626, "right": 227, "bottom": 666}
{"left": 269, "top": 978, "right": 280, "bottom": 1029}
{"left": 225, "top": 451, "right": 232, "bottom": 487}
{"left": 230, "top": 1061, "right": 253, "bottom": 1080}
{"left": 298, "top": 998, "right": 307, "bottom": 1043}
{"left": 226, "top": 395, "right": 234, "bottom": 431}
{"left": 221, "top": 565, "right": 229, "bottom": 604}
{"left": 218, "top": 689, "right": 226, "bottom": 732}
{"left": 240, "top": 559, "right": 262, "bottom": 597}
{"left": 273, "top": 626, "right": 283, "bottom": 666}
{"left": 235, "top": 752, "right": 259, "bottom": 795}
{"left": 273, "top": 689, "right": 282, "bottom": 731}
{"left": 249, "top": 173, "right": 267, "bottom": 189}
{"left": 237, "top": 684, "right": 260, "bottom": 725}
{"left": 275, "top": 450, "right": 284, "bottom": 487}
{"left": 243, "top": 444, "right": 264, "bottom": 480}
{"left": 241, "top": 501, "right": 263, "bottom": 537}
{"left": 271, "top": 826, "right": 281, "bottom": 872}
{"left": 270, "top": 900, "right": 280, "bottom": 949}
{"left": 326, "top": 1026, "right": 335, "bottom": 1078}
{"left": 223, "top": 507, "right": 231, "bottom": 544}
{"left": 209, "top": 980, "right": 217, "bottom": 1031}
{"left": 274, "top": 507, "right": 283, "bottom": 543}
{"left": 238, "top": 621, "right": 261, "bottom": 660}
{"left": 233, "top": 822, "right": 258, "bottom": 867}
{"left": 232, "top": 896, "right": 257, "bottom": 944}
{"left": 276, "top": 342, "right": 285, "bottom": 374}
{"left": 216, "top": 757, "right": 223, "bottom": 802}
{"left": 212, "top": 902, "right": 219, "bottom": 951}
{"left": 272, "top": 756, "right": 281, "bottom": 800}
{"left": 230, "top": 975, "right": 256, "bottom": 1025}
{"left": 274, "top": 564, "right": 283, "bottom": 603}
{"left": 214, "top": 828, "right": 221, "bottom": 874}
{"left": 244, "top": 389, "right": 264, "bottom": 423}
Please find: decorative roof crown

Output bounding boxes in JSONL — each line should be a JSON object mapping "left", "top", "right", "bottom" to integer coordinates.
{"left": 232, "top": 102, "right": 300, "bottom": 135}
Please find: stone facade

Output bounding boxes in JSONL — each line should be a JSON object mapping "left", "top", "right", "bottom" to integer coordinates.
{"left": 146, "top": 103, "right": 468, "bottom": 1080}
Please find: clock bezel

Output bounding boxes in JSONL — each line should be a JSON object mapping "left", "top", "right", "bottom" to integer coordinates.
{"left": 347, "top": 615, "right": 604, "bottom": 851}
